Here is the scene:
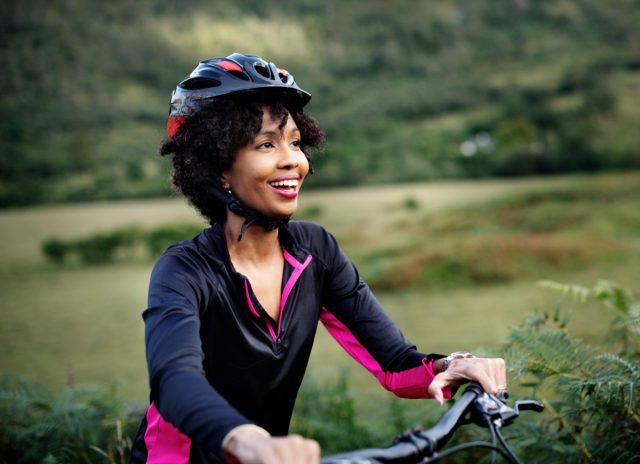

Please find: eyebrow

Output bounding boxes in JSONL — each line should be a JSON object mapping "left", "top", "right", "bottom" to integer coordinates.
{"left": 257, "top": 127, "right": 301, "bottom": 137}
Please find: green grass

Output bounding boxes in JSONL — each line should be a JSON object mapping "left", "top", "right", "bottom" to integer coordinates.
{"left": 0, "top": 172, "right": 638, "bottom": 407}
{"left": 0, "top": 265, "right": 149, "bottom": 400}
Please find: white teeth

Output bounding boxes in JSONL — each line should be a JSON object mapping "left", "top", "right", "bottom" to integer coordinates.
{"left": 270, "top": 179, "right": 298, "bottom": 188}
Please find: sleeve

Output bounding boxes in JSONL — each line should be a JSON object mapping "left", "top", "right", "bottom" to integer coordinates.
{"left": 143, "top": 250, "right": 251, "bottom": 459}
{"left": 317, "top": 229, "right": 451, "bottom": 400}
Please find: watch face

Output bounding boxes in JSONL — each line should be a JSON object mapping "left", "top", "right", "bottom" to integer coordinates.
{"left": 441, "top": 359, "right": 450, "bottom": 372}
{"left": 443, "top": 352, "right": 475, "bottom": 372}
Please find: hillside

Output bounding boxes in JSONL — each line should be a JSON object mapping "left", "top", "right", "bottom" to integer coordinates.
{"left": 1, "top": 0, "right": 639, "bottom": 207}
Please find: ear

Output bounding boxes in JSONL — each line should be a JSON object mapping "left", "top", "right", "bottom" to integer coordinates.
{"left": 220, "top": 174, "right": 230, "bottom": 190}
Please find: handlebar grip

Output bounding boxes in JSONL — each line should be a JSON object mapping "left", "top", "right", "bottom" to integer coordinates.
{"left": 419, "top": 382, "right": 484, "bottom": 450}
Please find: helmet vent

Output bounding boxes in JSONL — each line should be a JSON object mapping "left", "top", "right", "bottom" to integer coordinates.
{"left": 253, "top": 62, "right": 272, "bottom": 79}
{"left": 181, "top": 77, "right": 221, "bottom": 90}
{"left": 227, "top": 70, "right": 250, "bottom": 81}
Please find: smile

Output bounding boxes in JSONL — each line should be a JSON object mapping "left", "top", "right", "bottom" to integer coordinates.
{"left": 268, "top": 178, "right": 300, "bottom": 198}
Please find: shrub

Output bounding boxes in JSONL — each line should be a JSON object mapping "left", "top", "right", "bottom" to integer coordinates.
{"left": 73, "top": 229, "right": 139, "bottom": 265}
{"left": 41, "top": 224, "right": 202, "bottom": 265}
{"left": 290, "top": 371, "right": 377, "bottom": 454}
{"left": 403, "top": 196, "right": 420, "bottom": 210}
{"left": 503, "top": 280, "right": 640, "bottom": 463}
{"left": 143, "top": 224, "right": 203, "bottom": 256}
{"left": 42, "top": 238, "right": 70, "bottom": 264}
{"left": 0, "top": 377, "right": 141, "bottom": 464}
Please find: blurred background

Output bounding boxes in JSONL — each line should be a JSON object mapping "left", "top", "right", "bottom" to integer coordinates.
{"left": 1, "top": 0, "right": 639, "bottom": 461}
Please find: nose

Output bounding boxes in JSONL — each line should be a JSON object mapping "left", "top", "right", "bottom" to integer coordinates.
{"left": 277, "top": 144, "right": 304, "bottom": 170}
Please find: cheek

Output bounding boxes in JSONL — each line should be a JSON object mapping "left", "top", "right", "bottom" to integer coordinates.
{"left": 300, "top": 153, "right": 311, "bottom": 177}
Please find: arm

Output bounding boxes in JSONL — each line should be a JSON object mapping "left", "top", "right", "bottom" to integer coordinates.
{"left": 317, "top": 229, "right": 506, "bottom": 404}
{"left": 144, "top": 251, "right": 250, "bottom": 460}
{"left": 317, "top": 229, "right": 450, "bottom": 399}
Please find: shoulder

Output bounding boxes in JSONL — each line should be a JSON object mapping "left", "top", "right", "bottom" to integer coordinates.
{"left": 286, "top": 220, "right": 330, "bottom": 239}
{"left": 285, "top": 221, "right": 338, "bottom": 249}
{"left": 284, "top": 221, "right": 344, "bottom": 270}
{"left": 151, "top": 227, "right": 223, "bottom": 282}
{"left": 148, "top": 227, "right": 226, "bottom": 303}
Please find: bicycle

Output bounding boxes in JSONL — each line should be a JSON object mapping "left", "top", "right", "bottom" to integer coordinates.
{"left": 320, "top": 382, "right": 544, "bottom": 463}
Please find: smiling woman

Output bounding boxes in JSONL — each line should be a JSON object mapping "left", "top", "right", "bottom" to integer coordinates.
{"left": 223, "top": 109, "right": 309, "bottom": 220}
{"left": 129, "top": 53, "right": 507, "bottom": 464}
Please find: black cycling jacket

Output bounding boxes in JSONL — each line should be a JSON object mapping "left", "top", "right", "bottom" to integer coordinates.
{"left": 130, "top": 221, "right": 447, "bottom": 463}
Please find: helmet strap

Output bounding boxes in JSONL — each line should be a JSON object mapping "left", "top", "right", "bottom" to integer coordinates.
{"left": 208, "top": 186, "right": 290, "bottom": 241}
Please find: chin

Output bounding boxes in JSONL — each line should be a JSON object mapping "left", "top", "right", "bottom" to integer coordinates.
{"left": 269, "top": 204, "right": 298, "bottom": 219}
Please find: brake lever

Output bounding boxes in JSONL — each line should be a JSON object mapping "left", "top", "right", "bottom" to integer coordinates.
{"left": 471, "top": 393, "right": 517, "bottom": 427}
{"left": 471, "top": 393, "right": 544, "bottom": 428}
{"left": 514, "top": 400, "right": 545, "bottom": 414}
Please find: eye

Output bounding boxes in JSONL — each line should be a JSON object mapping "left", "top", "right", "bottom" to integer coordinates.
{"left": 291, "top": 139, "right": 301, "bottom": 148}
{"left": 257, "top": 141, "right": 274, "bottom": 149}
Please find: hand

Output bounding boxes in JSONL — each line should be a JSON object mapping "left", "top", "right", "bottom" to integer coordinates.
{"left": 428, "top": 356, "right": 507, "bottom": 405}
{"left": 224, "top": 428, "right": 320, "bottom": 464}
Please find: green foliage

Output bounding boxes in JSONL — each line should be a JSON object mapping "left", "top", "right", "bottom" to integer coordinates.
{"left": 0, "top": 377, "right": 140, "bottom": 464}
{"left": 402, "top": 196, "right": 420, "bottom": 210}
{"left": 41, "top": 224, "right": 202, "bottom": 265}
{"left": 2, "top": 0, "right": 640, "bottom": 207}
{"left": 290, "top": 372, "right": 377, "bottom": 454}
{"left": 538, "top": 279, "right": 640, "bottom": 358}
{"left": 503, "top": 280, "right": 640, "bottom": 463}
{"left": 42, "top": 238, "right": 70, "bottom": 264}
{"left": 143, "top": 224, "right": 204, "bottom": 256}
{"left": 73, "top": 229, "right": 140, "bottom": 265}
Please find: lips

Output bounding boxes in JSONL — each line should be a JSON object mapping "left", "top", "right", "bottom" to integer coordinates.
{"left": 268, "top": 176, "right": 300, "bottom": 198}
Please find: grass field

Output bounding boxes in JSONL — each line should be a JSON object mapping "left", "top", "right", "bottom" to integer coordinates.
{"left": 0, "top": 172, "right": 638, "bottom": 406}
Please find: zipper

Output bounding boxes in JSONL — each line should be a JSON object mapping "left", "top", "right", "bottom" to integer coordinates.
{"left": 242, "top": 253, "right": 313, "bottom": 345}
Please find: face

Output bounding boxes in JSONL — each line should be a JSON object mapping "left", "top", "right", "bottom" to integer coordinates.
{"left": 222, "top": 107, "right": 309, "bottom": 219}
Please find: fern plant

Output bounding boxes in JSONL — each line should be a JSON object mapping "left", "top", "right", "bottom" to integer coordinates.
{"left": 0, "top": 377, "right": 140, "bottom": 464}
{"left": 504, "top": 280, "right": 640, "bottom": 464}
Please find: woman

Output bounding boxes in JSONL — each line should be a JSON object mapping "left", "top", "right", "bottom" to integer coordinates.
{"left": 130, "top": 53, "right": 506, "bottom": 464}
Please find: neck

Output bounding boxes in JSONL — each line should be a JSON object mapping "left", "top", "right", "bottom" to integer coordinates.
{"left": 223, "top": 211, "right": 281, "bottom": 263}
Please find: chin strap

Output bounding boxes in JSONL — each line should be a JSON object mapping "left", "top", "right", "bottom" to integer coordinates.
{"left": 208, "top": 187, "right": 290, "bottom": 241}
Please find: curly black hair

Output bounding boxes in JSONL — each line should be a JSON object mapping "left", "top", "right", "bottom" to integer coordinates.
{"left": 160, "top": 90, "right": 325, "bottom": 224}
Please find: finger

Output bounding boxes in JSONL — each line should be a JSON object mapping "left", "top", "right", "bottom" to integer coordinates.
{"left": 257, "top": 445, "right": 279, "bottom": 464}
{"left": 269, "top": 438, "right": 293, "bottom": 464}
{"left": 304, "top": 438, "right": 321, "bottom": 463}
{"left": 462, "top": 360, "right": 499, "bottom": 396}
{"left": 281, "top": 435, "right": 306, "bottom": 464}
{"left": 272, "top": 435, "right": 319, "bottom": 464}
{"left": 496, "top": 358, "right": 507, "bottom": 391}
{"left": 485, "top": 358, "right": 506, "bottom": 395}
{"left": 287, "top": 435, "right": 318, "bottom": 464}
{"left": 427, "top": 376, "right": 446, "bottom": 406}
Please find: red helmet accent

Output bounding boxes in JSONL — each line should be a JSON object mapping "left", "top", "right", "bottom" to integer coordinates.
{"left": 167, "top": 116, "right": 186, "bottom": 138}
{"left": 215, "top": 60, "right": 243, "bottom": 73}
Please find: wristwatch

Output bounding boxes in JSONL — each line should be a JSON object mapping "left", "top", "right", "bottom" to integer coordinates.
{"left": 440, "top": 351, "right": 475, "bottom": 373}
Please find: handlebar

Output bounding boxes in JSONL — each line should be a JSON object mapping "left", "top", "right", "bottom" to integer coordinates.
{"left": 320, "top": 383, "right": 544, "bottom": 464}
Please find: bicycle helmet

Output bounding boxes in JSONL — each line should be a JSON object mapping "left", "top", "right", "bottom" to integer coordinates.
{"left": 167, "top": 52, "right": 312, "bottom": 137}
